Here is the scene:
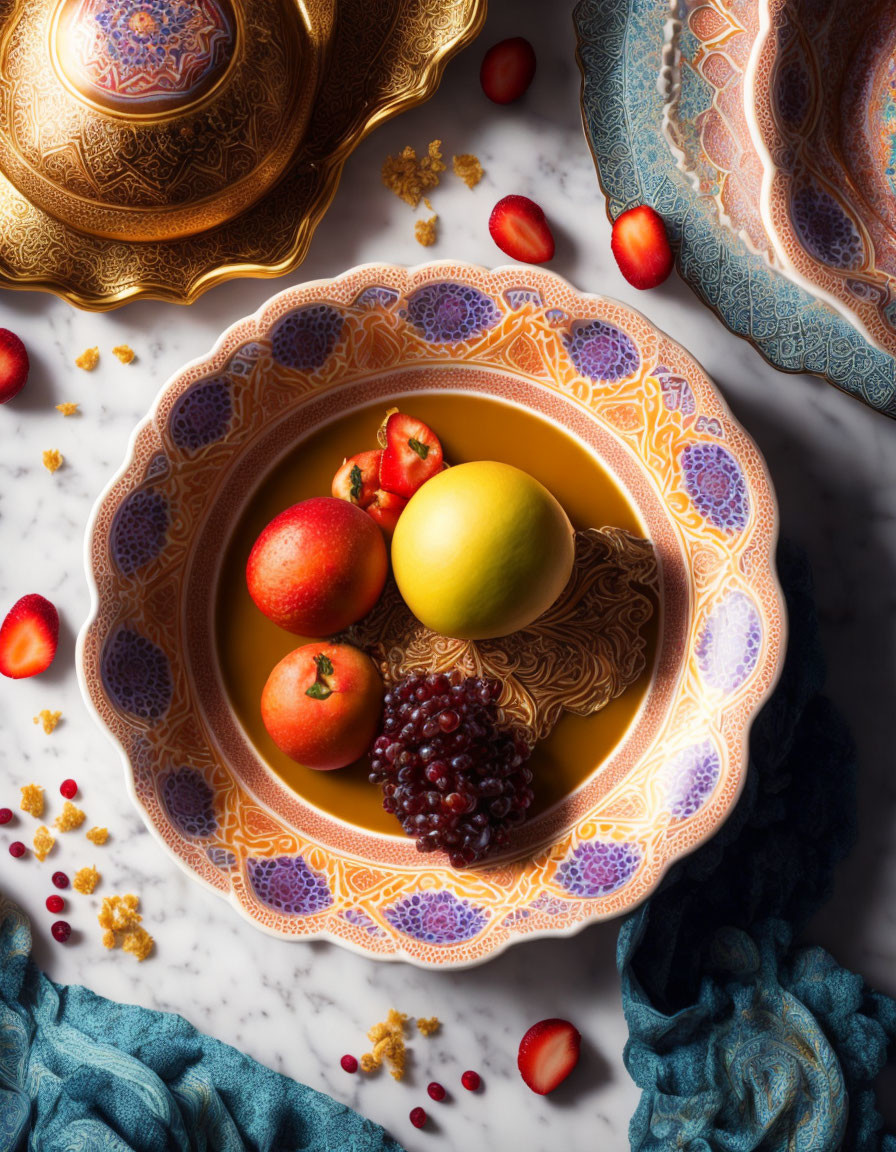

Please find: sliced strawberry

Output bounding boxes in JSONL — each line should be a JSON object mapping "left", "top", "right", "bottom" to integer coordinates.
{"left": 517, "top": 1018, "right": 581, "bottom": 1095}
{"left": 489, "top": 195, "right": 555, "bottom": 264}
{"left": 0, "top": 329, "right": 29, "bottom": 405}
{"left": 366, "top": 489, "right": 408, "bottom": 539}
{"left": 0, "top": 594, "right": 59, "bottom": 679}
{"left": 480, "top": 37, "right": 536, "bottom": 104}
{"left": 611, "top": 205, "right": 674, "bottom": 290}
{"left": 331, "top": 450, "right": 383, "bottom": 509}
{"left": 379, "top": 413, "right": 443, "bottom": 498}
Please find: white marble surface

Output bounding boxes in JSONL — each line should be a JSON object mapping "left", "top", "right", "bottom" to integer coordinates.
{"left": 2, "top": 1, "right": 896, "bottom": 1147}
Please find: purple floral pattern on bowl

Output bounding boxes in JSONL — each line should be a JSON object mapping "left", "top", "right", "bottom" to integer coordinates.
{"left": 564, "top": 319, "right": 640, "bottom": 382}
{"left": 270, "top": 305, "right": 344, "bottom": 371}
{"left": 681, "top": 442, "right": 749, "bottom": 533}
{"left": 697, "top": 591, "right": 763, "bottom": 694}
{"left": 206, "top": 846, "right": 236, "bottom": 870}
{"left": 662, "top": 740, "right": 722, "bottom": 819}
{"left": 404, "top": 282, "right": 500, "bottom": 343}
{"left": 655, "top": 365, "right": 696, "bottom": 415}
{"left": 110, "top": 489, "right": 168, "bottom": 576}
{"left": 341, "top": 908, "right": 388, "bottom": 938}
{"left": 354, "top": 286, "right": 400, "bottom": 309}
{"left": 247, "top": 855, "right": 332, "bottom": 916}
{"left": 556, "top": 840, "right": 643, "bottom": 898}
{"left": 100, "top": 628, "right": 172, "bottom": 721}
{"left": 790, "top": 182, "right": 864, "bottom": 270}
{"left": 160, "top": 767, "right": 217, "bottom": 838}
{"left": 503, "top": 287, "right": 544, "bottom": 309}
{"left": 169, "top": 379, "right": 232, "bottom": 454}
{"left": 384, "top": 890, "right": 489, "bottom": 944}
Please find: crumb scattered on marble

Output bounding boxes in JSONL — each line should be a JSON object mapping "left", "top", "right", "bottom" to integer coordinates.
{"left": 73, "top": 865, "right": 100, "bottom": 894}
{"left": 33, "top": 826, "right": 55, "bottom": 862}
{"left": 416, "top": 1016, "right": 440, "bottom": 1036}
{"left": 112, "top": 344, "right": 135, "bottom": 365}
{"left": 99, "top": 894, "right": 153, "bottom": 961}
{"left": 86, "top": 826, "right": 109, "bottom": 846}
{"left": 415, "top": 214, "right": 438, "bottom": 247}
{"left": 54, "top": 801, "right": 86, "bottom": 832}
{"left": 33, "top": 710, "right": 62, "bottom": 734}
{"left": 20, "top": 784, "right": 44, "bottom": 818}
{"left": 382, "top": 140, "right": 445, "bottom": 208}
{"left": 76, "top": 347, "right": 99, "bottom": 371}
{"left": 42, "top": 449, "right": 63, "bottom": 473}
{"left": 362, "top": 1009, "right": 408, "bottom": 1079}
{"left": 453, "top": 153, "right": 484, "bottom": 189}
{"left": 56, "top": 403, "right": 79, "bottom": 417}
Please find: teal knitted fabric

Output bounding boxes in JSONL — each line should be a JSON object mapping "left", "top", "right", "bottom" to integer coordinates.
{"left": 0, "top": 897, "right": 404, "bottom": 1152}
{"left": 620, "top": 542, "right": 896, "bottom": 1150}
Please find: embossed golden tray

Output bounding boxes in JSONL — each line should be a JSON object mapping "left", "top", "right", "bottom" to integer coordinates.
{"left": 0, "top": 0, "right": 484, "bottom": 310}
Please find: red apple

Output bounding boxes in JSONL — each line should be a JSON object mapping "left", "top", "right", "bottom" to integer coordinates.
{"left": 261, "top": 642, "right": 383, "bottom": 769}
{"left": 246, "top": 497, "right": 387, "bottom": 636}
{"left": 331, "top": 450, "right": 382, "bottom": 508}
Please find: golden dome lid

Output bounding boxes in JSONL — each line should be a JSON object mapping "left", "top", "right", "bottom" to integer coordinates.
{"left": 0, "top": 0, "right": 333, "bottom": 241}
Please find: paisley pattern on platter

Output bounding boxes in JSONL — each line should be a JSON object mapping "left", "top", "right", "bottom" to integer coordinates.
{"left": 80, "top": 264, "right": 783, "bottom": 967}
{"left": 342, "top": 527, "right": 658, "bottom": 747}
{"left": 574, "top": 0, "right": 896, "bottom": 415}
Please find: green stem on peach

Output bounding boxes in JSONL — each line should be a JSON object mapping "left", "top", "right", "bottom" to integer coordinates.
{"left": 305, "top": 653, "right": 334, "bottom": 700}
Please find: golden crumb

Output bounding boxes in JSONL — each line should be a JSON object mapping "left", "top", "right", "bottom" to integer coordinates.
{"left": 382, "top": 140, "right": 445, "bottom": 208}
{"left": 54, "top": 801, "right": 86, "bottom": 833}
{"left": 101, "top": 929, "right": 116, "bottom": 950}
{"left": 42, "top": 449, "right": 63, "bottom": 474}
{"left": 56, "top": 403, "right": 79, "bottom": 416}
{"left": 33, "top": 710, "right": 62, "bottom": 734}
{"left": 73, "top": 865, "right": 100, "bottom": 894}
{"left": 76, "top": 347, "right": 99, "bottom": 371}
{"left": 416, "top": 1016, "right": 440, "bottom": 1037}
{"left": 20, "top": 784, "right": 44, "bottom": 818}
{"left": 86, "top": 826, "right": 109, "bottom": 846}
{"left": 414, "top": 214, "right": 438, "bottom": 247}
{"left": 112, "top": 344, "right": 135, "bottom": 365}
{"left": 33, "top": 826, "right": 55, "bottom": 862}
{"left": 362, "top": 1009, "right": 408, "bottom": 1078}
{"left": 452, "top": 153, "right": 484, "bottom": 189}
{"left": 122, "top": 926, "right": 154, "bottom": 961}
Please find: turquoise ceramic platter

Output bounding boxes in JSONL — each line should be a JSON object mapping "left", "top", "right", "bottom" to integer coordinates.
{"left": 573, "top": 0, "right": 896, "bottom": 418}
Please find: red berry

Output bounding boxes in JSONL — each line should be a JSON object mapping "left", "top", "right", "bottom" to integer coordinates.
{"left": 480, "top": 37, "right": 537, "bottom": 104}
{"left": 427, "top": 1082, "right": 446, "bottom": 1101}
{"left": 610, "top": 205, "right": 674, "bottom": 290}
{"left": 488, "top": 196, "right": 555, "bottom": 264}
{"left": 340, "top": 1054, "right": 359, "bottom": 1074}
{"left": 461, "top": 1070, "right": 481, "bottom": 1092}
{"left": 0, "top": 594, "right": 59, "bottom": 680}
{"left": 60, "top": 779, "right": 78, "bottom": 799}
{"left": 379, "top": 412, "right": 443, "bottom": 499}
{"left": 51, "top": 871, "right": 69, "bottom": 889}
{"left": 0, "top": 328, "right": 29, "bottom": 405}
{"left": 0, "top": 808, "right": 12, "bottom": 825}
{"left": 409, "top": 1107, "right": 427, "bottom": 1129}
{"left": 9, "top": 841, "right": 25, "bottom": 858}
{"left": 517, "top": 1018, "right": 581, "bottom": 1095}
{"left": 51, "top": 920, "right": 71, "bottom": 943}
{"left": 46, "top": 895, "right": 64, "bottom": 913}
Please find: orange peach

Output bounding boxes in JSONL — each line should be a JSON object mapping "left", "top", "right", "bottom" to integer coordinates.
{"left": 261, "top": 642, "right": 383, "bottom": 769}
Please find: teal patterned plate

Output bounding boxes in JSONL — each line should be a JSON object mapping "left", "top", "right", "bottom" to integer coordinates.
{"left": 573, "top": 0, "right": 896, "bottom": 417}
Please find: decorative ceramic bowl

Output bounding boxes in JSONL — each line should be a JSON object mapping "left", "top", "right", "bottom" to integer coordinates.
{"left": 78, "top": 263, "right": 784, "bottom": 968}
{"left": 0, "top": 0, "right": 484, "bottom": 308}
{"left": 575, "top": 0, "right": 896, "bottom": 416}
{"left": 747, "top": 0, "right": 896, "bottom": 358}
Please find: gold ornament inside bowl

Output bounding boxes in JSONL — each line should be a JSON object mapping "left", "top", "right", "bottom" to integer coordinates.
{"left": 0, "top": 0, "right": 335, "bottom": 241}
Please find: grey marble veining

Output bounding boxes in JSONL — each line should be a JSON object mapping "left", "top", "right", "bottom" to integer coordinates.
{"left": 2, "top": 1, "right": 896, "bottom": 1147}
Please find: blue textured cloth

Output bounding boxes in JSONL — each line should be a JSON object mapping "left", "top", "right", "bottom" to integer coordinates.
{"left": 0, "top": 897, "right": 404, "bottom": 1152}
{"left": 620, "top": 541, "right": 896, "bottom": 1150}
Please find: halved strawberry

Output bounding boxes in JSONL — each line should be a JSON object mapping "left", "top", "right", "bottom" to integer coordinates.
{"left": 0, "top": 329, "right": 29, "bottom": 405}
{"left": 366, "top": 489, "right": 408, "bottom": 539}
{"left": 610, "top": 205, "right": 674, "bottom": 289}
{"left": 489, "top": 195, "right": 555, "bottom": 264}
{"left": 517, "top": 1018, "right": 581, "bottom": 1095}
{"left": 480, "top": 37, "right": 537, "bottom": 104}
{"left": 331, "top": 450, "right": 383, "bottom": 509}
{"left": 0, "top": 594, "right": 59, "bottom": 679}
{"left": 379, "top": 413, "right": 443, "bottom": 498}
